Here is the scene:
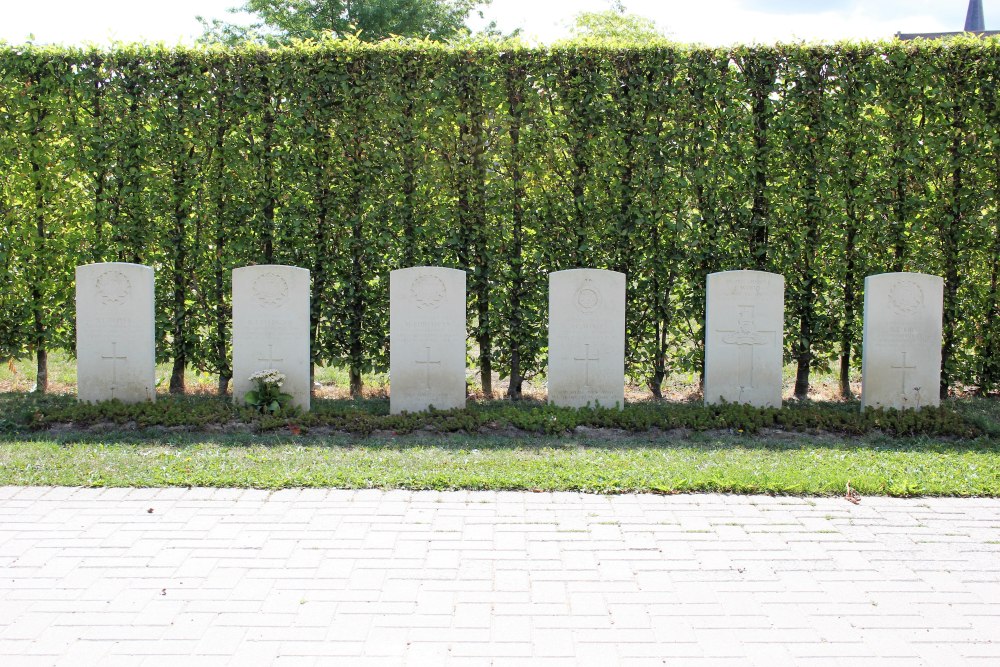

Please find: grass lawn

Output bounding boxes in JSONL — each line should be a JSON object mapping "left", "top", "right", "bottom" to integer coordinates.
{"left": 1, "top": 351, "right": 999, "bottom": 496}
{"left": 0, "top": 391, "right": 997, "bottom": 497}
{"left": 1, "top": 431, "right": 997, "bottom": 497}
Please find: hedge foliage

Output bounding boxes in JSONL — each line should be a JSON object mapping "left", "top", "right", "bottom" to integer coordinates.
{"left": 2, "top": 38, "right": 999, "bottom": 398}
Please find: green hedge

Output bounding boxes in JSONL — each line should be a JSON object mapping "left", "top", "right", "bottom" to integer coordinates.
{"left": 1, "top": 39, "right": 999, "bottom": 398}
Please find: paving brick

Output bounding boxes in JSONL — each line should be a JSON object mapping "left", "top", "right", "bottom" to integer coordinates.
{"left": 0, "top": 489, "right": 996, "bottom": 663}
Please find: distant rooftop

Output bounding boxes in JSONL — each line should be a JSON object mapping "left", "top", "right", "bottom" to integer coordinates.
{"left": 897, "top": 0, "right": 999, "bottom": 40}
{"left": 896, "top": 30, "right": 1000, "bottom": 40}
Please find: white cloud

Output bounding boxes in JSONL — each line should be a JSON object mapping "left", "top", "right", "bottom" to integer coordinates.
{"left": 475, "top": 0, "right": 997, "bottom": 45}
{"left": 0, "top": 0, "right": 996, "bottom": 46}
{"left": 0, "top": 0, "right": 239, "bottom": 45}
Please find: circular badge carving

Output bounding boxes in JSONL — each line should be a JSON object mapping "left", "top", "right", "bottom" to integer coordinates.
{"left": 253, "top": 273, "right": 289, "bottom": 308}
{"left": 96, "top": 270, "right": 131, "bottom": 306}
{"left": 411, "top": 274, "right": 447, "bottom": 310}
{"left": 575, "top": 279, "right": 602, "bottom": 313}
{"left": 889, "top": 280, "right": 923, "bottom": 315}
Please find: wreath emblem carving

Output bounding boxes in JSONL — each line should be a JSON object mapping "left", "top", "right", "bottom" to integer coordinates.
{"left": 253, "top": 273, "right": 289, "bottom": 308}
{"left": 96, "top": 270, "right": 132, "bottom": 306}
{"left": 411, "top": 274, "right": 447, "bottom": 310}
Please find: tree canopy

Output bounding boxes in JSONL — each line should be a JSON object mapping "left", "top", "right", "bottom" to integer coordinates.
{"left": 568, "top": 2, "right": 666, "bottom": 42}
{"left": 199, "top": 0, "right": 490, "bottom": 45}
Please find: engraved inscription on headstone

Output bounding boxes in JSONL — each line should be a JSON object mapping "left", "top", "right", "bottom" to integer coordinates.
{"left": 76, "top": 262, "right": 156, "bottom": 404}
{"left": 390, "top": 267, "right": 466, "bottom": 415}
{"left": 861, "top": 272, "right": 943, "bottom": 411}
{"left": 232, "top": 265, "right": 311, "bottom": 411}
{"left": 548, "top": 269, "right": 626, "bottom": 409}
{"left": 704, "top": 271, "right": 784, "bottom": 408}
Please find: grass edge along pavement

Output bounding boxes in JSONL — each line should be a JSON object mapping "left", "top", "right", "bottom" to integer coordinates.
{"left": 0, "top": 431, "right": 998, "bottom": 497}
{"left": 0, "top": 392, "right": 998, "bottom": 497}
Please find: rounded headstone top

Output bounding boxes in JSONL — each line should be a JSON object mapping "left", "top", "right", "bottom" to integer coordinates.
{"left": 391, "top": 266, "right": 466, "bottom": 277}
{"left": 709, "top": 269, "right": 784, "bottom": 279}
{"left": 232, "top": 264, "right": 309, "bottom": 276}
{"left": 78, "top": 262, "right": 151, "bottom": 268}
{"left": 865, "top": 271, "right": 942, "bottom": 281}
{"left": 232, "top": 265, "right": 310, "bottom": 311}
{"left": 707, "top": 270, "right": 785, "bottom": 298}
{"left": 864, "top": 273, "right": 943, "bottom": 320}
{"left": 76, "top": 263, "right": 154, "bottom": 308}
{"left": 549, "top": 268, "right": 626, "bottom": 280}
{"left": 76, "top": 261, "right": 154, "bottom": 274}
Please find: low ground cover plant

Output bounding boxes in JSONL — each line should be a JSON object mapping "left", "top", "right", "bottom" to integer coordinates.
{"left": 1, "top": 391, "right": 982, "bottom": 439}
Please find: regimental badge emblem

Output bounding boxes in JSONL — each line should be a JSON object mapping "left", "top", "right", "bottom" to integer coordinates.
{"left": 96, "top": 270, "right": 132, "bottom": 306}
{"left": 253, "top": 273, "right": 289, "bottom": 308}
{"left": 575, "top": 279, "right": 601, "bottom": 314}
{"left": 411, "top": 274, "right": 446, "bottom": 310}
{"left": 889, "top": 280, "right": 923, "bottom": 315}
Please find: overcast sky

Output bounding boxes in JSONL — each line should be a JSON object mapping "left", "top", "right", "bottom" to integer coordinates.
{"left": 0, "top": 0, "right": 996, "bottom": 46}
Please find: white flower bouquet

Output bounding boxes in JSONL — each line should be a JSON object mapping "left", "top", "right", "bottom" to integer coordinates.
{"left": 244, "top": 369, "right": 292, "bottom": 415}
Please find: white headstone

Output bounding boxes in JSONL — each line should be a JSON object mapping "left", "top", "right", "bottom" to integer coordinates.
{"left": 704, "top": 270, "right": 785, "bottom": 408}
{"left": 76, "top": 262, "right": 156, "bottom": 403}
{"left": 232, "top": 265, "right": 311, "bottom": 411}
{"left": 548, "top": 269, "right": 626, "bottom": 409}
{"left": 390, "top": 267, "right": 467, "bottom": 414}
{"left": 861, "top": 272, "right": 943, "bottom": 411}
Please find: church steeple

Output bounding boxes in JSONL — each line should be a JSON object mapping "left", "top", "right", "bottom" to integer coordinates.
{"left": 965, "top": 0, "right": 985, "bottom": 32}
{"left": 899, "top": 0, "right": 996, "bottom": 40}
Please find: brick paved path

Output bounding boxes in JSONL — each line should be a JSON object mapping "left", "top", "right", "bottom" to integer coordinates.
{"left": 1, "top": 487, "right": 999, "bottom": 666}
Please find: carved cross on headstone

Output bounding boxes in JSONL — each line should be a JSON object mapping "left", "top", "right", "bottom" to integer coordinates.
{"left": 101, "top": 341, "right": 128, "bottom": 400}
{"left": 718, "top": 305, "right": 775, "bottom": 390}
{"left": 415, "top": 346, "right": 441, "bottom": 390}
{"left": 258, "top": 344, "right": 284, "bottom": 366}
{"left": 891, "top": 351, "right": 917, "bottom": 398}
{"left": 574, "top": 343, "right": 600, "bottom": 388}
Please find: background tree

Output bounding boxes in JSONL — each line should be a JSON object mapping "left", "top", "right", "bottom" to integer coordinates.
{"left": 568, "top": 1, "right": 666, "bottom": 42}
{"left": 199, "top": 0, "right": 490, "bottom": 45}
